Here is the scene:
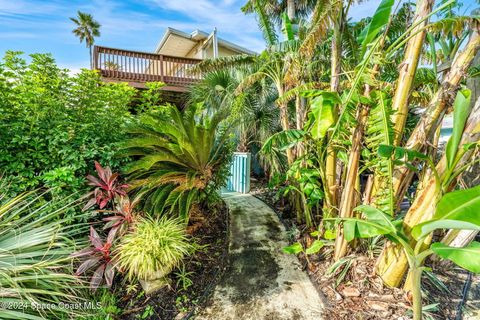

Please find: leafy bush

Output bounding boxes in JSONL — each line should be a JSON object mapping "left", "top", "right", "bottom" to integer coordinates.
{"left": 0, "top": 51, "right": 135, "bottom": 197}
{"left": 83, "top": 161, "right": 129, "bottom": 211}
{"left": 0, "top": 192, "right": 87, "bottom": 319}
{"left": 114, "top": 217, "right": 193, "bottom": 282}
{"left": 72, "top": 226, "right": 117, "bottom": 291}
{"left": 122, "top": 103, "right": 233, "bottom": 221}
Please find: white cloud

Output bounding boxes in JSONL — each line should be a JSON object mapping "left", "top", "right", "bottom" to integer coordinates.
{"left": 146, "top": 0, "right": 265, "bottom": 51}
{"left": 0, "top": 0, "right": 266, "bottom": 68}
{"left": 0, "top": 31, "right": 37, "bottom": 39}
{"left": 0, "top": 0, "right": 61, "bottom": 16}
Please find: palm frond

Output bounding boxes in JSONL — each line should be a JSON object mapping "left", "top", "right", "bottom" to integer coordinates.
{"left": 252, "top": 0, "right": 278, "bottom": 46}
{"left": 299, "top": 0, "right": 338, "bottom": 59}
{"left": 364, "top": 91, "right": 395, "bottom": 215}
{"left": 190, "top": 55, "right": 256, "bottom": 74}
{"left": 428, "top": 16, "right": 480, "bottom": 38}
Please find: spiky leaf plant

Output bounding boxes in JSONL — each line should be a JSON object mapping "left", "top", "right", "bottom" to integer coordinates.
{"left": 114, "top": 217, "right": 193, "bottom": 282}
{"left": 0, "top": 193, "right": 87, "bottom": 319}
{"left": 122, "top": 103, "right": 232, "bottom": 221}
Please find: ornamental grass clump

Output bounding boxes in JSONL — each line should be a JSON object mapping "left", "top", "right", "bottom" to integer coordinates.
{"left": 0, "top": 192, "right": 87, "bottom": 319}
{"left": 114, "top": 217, "right": 193, "bottom": 293}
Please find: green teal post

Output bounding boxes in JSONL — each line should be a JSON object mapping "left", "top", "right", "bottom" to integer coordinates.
{"left": 226, "top": 152, "right": 251, "bottom": 193}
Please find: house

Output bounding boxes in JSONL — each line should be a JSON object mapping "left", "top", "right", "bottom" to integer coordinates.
{"left": 93, "top": 28, "right": 253, "bottom": 93}
{"left": 155, "top": 28, "right": 255, "bottom": 59}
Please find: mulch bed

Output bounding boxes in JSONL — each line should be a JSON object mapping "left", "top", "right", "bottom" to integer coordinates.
{"left": 117, "top": 201, "right": 229, "bottom": 320}
{"left": 251, "top": 182, "right": 478, "bottom": 320}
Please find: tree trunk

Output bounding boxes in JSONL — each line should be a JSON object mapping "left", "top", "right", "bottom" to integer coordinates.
{"left": 442, "top": 229, "right": 479, "bottom": 247}
{"left": 295, "top": 94, "right": 307, "bottom": 157}
{"left": 89, "top": 45, "right": 93, "bottom": 70}
{"left": 367, "top": 0, "right": 433, "bottom": 209}
{"left": 279, "top": 102, "right": 295, "bottom": 165}
{"left": 391, "top": 0, "right": 434, "bottom": 145}
{"left": 391, "top": 30, "right": 480, "bottom": 208}
{"left": 287, "top": 0, "right": 296, "bottom": 21}
{"left": 376, "top": 94, "right": 480, "bottom": 287}
{"left": 324, "top": 8, "right": 343, "bottom": 215}
{"left": 333, "top": 105, "right": 369, "bottom": 260}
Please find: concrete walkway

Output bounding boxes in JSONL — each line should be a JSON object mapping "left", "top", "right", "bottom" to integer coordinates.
{"left": 196, "top": 192, "right": 325, "bottom": 320}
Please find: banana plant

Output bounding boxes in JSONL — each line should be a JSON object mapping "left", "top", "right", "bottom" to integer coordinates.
{"left": 330, "top": 185, "right": 480, "bottom": 320}
{"left": 283, "top": 237, "right": 325, "bottom": 265}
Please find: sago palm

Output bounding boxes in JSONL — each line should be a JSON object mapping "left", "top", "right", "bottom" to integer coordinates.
{"left": 122, "top": 104, "right": 232, "bottom": 221}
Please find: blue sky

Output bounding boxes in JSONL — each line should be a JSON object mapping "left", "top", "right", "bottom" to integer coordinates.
{"left": 0, "top": 0, "right": 477, "bottom": 73}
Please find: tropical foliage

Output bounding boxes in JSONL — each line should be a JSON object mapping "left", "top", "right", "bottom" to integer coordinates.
{"left": 114, "top": 217, "right": 193, "bottom": 282}
{"left": 0, "top": 193, "right": 87, "bottom": 319}
{"left": 2, "top": 0, "right": 480, "bottom": 318}
{"left": 191, "top": 0, "right": 480, "bottom": 318}
{"left": 0, "top": 52, "right": 135, "bottom": 199}
{"left": 122, "top": 103, "right": 233, "bottom": 221}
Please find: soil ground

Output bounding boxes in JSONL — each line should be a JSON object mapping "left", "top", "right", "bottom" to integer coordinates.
{"left": 117, "top": 200, "right": 229, "bottom": 320}
{"left": 251, "top": 182, "right": 480, "bottom": 320}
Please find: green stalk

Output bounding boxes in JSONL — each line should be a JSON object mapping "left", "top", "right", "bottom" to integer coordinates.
{"left": 385, "top": 0, "right": 455, "bottom": 55}
{"left": 411, "top": 266, "right": 423, "bottom": 320}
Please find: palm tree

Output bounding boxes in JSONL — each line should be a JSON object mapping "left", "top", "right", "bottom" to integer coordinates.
{"left": 242, "top": 0, "right": 317, "bottom": 24}
{"left": 70, "top": 11, "right": 101, "bottom": 69}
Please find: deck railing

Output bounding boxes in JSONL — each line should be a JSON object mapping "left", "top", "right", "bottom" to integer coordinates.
{"left": 93, "top": 46, "right": 202, "bottom": 87}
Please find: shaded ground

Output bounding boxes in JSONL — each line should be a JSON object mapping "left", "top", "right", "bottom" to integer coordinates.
{"left": 196, "top": 192, "right": 325, "bottom": 320}
{"left": 252, "top": 183, "right": 480, "bottom": 320}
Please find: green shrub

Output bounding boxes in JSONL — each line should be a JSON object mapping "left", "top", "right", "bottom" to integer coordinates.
{"left": 114, "top": 217, "right": 193, "bottom": 281}
{"left": 122, "top": 103, "right": 233, "bottom": 221}
{"left": 0, "top": 192, "right": 87, "bottom": 319}
{"left": 0, "top": 51, "right": 135, "bottom": 197}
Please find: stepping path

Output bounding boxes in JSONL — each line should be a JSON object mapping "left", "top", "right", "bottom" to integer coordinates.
{"left": 196, "top": 192, "right": 325, "bottom": 320}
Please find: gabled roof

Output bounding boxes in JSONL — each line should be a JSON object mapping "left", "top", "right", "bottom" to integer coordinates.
{"left": 154, "top": 27, "right": 256, "bottom": 57}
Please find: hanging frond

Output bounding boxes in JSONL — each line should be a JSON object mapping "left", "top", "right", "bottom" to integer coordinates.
{"left": 242, "top": 0, "right": 318, "bottom": 26}
{"left": 190, "top": 54, "right": 256, "bottom": 74}
{"left": 276, "top": 82, "right": 328, "bottom": 105}
{"left": 364, "top": 91, "right": 395, "bottom": 215}
{"left": 261, "top": 129, "right": 306, "bottom": 154}
{"left": 270, "top": 39, "right": 301, "bottom": 53}
{"left": 298, "top": 0, "right": 338, "bottom": 59}
{"left": 235, "top": 71, "right": 268, "bottom": 95}
{"left": 252, "top": 0, "right": 278, "bottom": 46}
{"left": 428, "top": 16, "right": 480, "bottom": 38}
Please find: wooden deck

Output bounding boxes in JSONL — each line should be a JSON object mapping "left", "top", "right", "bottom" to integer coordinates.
{"left": 93, "top": 46, "right": 202, "bottom": 92}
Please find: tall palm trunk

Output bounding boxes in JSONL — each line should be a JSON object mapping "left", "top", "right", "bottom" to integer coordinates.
{"left": 368, "top": 0, "right": 433, "bottom": 208}
{"left": 89, "top": 45, "right": 93, "bottom": 70}
{"left": 377, "top": 92, "right": 480, "bottom": 287}
{"left": 296, "top": 92, "right": 307, "bottom": 157}
{"left": 279, "top": 101, "right": 295, "bottom": 165}
{"left": 276, "top": 85, "right": 295, "bottom": 165}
